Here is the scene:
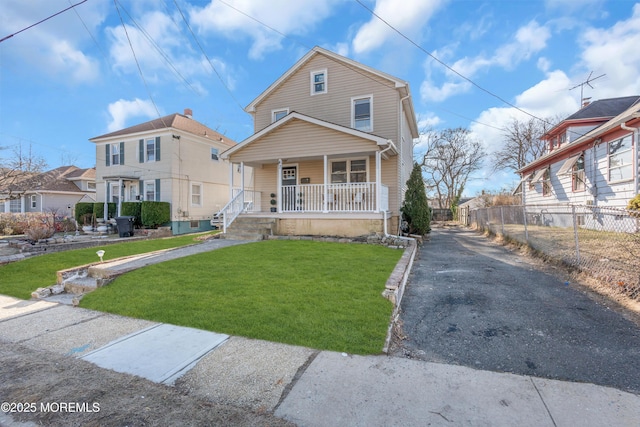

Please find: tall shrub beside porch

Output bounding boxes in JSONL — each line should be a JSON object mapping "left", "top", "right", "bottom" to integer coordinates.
{"left": 401, "top": 163, "right": 431, "bottom": 235}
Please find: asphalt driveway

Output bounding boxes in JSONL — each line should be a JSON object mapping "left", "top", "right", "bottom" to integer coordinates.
{"left": 395, "top": 226, "right": 640, "bottom": 394}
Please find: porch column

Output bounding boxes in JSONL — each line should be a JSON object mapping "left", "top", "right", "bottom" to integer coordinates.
{"left": 375, "top": 150, "right": 381, "bottom": 213}
{"left": 323, "top": 155, "right": 328, "bottom": 213}
{"left": 104, "top": 181, "right": 109, "bottom": 219}
{"left": 118, "top": 178, "right": 123, "bottom": 217}
{"left": 240, "top": 162, "right": 245, "bottom": 205}
{"left": 228, "top": 162, "right": 234, "bottom": 200}
{"left": 277, "top": 159, "right": 282, "bottom": 213}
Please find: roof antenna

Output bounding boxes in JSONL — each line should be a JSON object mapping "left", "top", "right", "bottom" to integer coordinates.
{"left": 569, "top": 71, "right": 606, "bottom": 107}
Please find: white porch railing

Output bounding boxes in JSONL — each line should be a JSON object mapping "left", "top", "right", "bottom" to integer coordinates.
{"left": 214, "top": 189, "right": 262, "bottom": 232}
{"left": 281, "top": 182, "right": 386, "bottom": 212}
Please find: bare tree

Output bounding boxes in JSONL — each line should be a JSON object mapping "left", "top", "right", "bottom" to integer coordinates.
{"left": 0, "top": 143, "right": 48, "bottom": 202}
{"left": 418, "top": 127, "right": 485, "bottom": 209}
{"left": 492, "top": 117, "right": 558, "bottom": 172}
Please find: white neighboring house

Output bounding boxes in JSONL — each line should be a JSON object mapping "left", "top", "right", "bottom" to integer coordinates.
{"left": 90, "top": 109, "right": 251, "bottom": 234}
{"left": 0, "top": 166, "right": 96, "bottom": 216}
{"left": 516, "top": 96, "right": 640, "bottom": 210}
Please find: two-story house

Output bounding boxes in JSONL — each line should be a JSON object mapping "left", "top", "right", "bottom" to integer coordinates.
{"left": 220, "top": 46, "right": 419, "bottom": 237}
{"left": 90, "top": 109, "right": 249, "bottom": 234}
{"left": 0, "top": 165, "right": 96, "bottom": 216}
{"left": 517, "top": 96, "right": 640, "bottom": 209}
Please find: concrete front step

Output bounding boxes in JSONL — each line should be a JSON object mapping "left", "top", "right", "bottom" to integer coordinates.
{"left": 224, "top": 217, "right": 277, "bottom": 240}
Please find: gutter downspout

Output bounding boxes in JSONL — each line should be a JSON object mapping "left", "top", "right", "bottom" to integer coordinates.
{"left": 620, "top": 122, "right": 640, "bottom": 197}
{"left": 399, "top": 93, "right": 411, "bottom": 231}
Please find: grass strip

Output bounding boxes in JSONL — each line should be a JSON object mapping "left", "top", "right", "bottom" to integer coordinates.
{"left": 80, "top": 240, "right": 402, "bottom": 354}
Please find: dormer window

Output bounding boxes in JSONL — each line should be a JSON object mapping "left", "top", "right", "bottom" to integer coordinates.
{"left": 311, "top": 69, "right": 327, "bottom": 95}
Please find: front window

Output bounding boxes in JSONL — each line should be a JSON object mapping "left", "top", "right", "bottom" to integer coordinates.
{"left": 572, "top": 155, "right": 585, "bottom": 192}
{"left": 608, "top": 135, "right": 633, "bottom": 182}
{"left": 331, "top": 159, "right": 367, "bottom": 183}
{"left": 272, "top": 109, "right": 288, "bottom": 122}
{"left": 111, "top": 184, "right": 120, "bottom": 204}
{"left": 311, "top": 69, "right": 327, "bottom": 95}
{"left": 146, "top": 139, "right": 156, "bottom": 162}
{"left": 191, "top": 183, "right": 202, "bottom": 206}
{"left": 111, "top": 143, "right": 120, "bottom": 165}
{"left": 353, "top": 96, "right": 372, "bottom": 131}
{"left": 542, "top": 168, "right": 551, "bottom": 196}
{"left": 10, "top": 198, "right": 21, "bottom": 213}
{"left": 145, "top": 181, "right": 156, "bottom": 201}
{"left": 30, "top": 195, "right": 37, "bottom": 208}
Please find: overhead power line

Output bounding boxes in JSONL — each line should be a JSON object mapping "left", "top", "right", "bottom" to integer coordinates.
{"left": 0, "top": 0, "right": 88, "bottom": 43}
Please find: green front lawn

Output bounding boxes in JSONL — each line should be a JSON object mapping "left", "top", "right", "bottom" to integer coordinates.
{"left": 80, "top": 240, "right": 402, "bottom": 354}
{"left": 0, "top": 233, "right": 207, "bottom": 299}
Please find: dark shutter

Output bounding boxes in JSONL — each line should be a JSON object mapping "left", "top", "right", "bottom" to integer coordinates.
{"left": 105, "top": 144, "right": 110, "bottom": 166}
{"left": 155, "top": 136, "right": 161, "bottom": 161}
{"left": 139, "top": 139, "right": 144, "bottom": 163}
{"left": 155, "top": 179, "right": 160, "bottom": 201}
{"left": 119, "top": 142, "right": 125, "bottom": 165}
{"left": 139, "top": 181, "right": 144, "bottom": 200}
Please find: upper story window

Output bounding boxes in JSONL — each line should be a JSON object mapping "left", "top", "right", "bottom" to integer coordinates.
{"left": 311, "top": 69, "right": 327, "bottom": 95}
{"left": 352, "top": 96, "right": 372, "bottom": 131}
{"left": 572, "top": 154, "right": 585, "bottom": 192}
{"left": 139, "top": 137, "right": 161, "bottom": 163}
{"left": 608, "top": 135, "right": 633, "bottom": 182}
{"left": 272, "top": 109, "right": 288, "bottom": 123}
{"left": 211, "top": 148, "right": 219, "bottom": 161}
{"left": 106, "top": 142, "right": 124, "bottom": 166}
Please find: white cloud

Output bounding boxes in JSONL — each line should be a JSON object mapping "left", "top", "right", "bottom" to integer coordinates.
{"left": 189, "top": 0, "right": 340, "bottom": 60}
{"left": 421, "top": 20, "right": 551, "bottom": 103}
{"left": 1, "top": 0, "right": 106, "bottom": 84}
{"left": 352, "top": 0, "right": 447, "bottom": 54}
{"left": 577, "top": 3, "right": 640, "bottom": 99}
{"left": 107, "top": 99, "right": 157, "bottom": 132}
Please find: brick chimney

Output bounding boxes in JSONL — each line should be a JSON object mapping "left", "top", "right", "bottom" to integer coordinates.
{"left": 184, "top": 108, "right": 193, "bottom": 118}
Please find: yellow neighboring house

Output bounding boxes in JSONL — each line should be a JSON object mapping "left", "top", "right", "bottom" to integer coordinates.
{"left": 221, "top": 46, "right": 419, "bottom": 237}
{"left": 90, "top": 109, "right": 249, "bottom": 234}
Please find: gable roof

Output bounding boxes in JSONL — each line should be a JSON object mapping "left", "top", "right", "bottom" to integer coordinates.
{"left": 90, "top": 112, "right": 235, "bottom": 147}
{"left": 222, "top": 111, "right": 397, "bottom": 160}
{"left": 244, "top": 46, "right": 419, "bottom": 138}
{"left": 3, "top": 166, "right": 96, "bottom": 194}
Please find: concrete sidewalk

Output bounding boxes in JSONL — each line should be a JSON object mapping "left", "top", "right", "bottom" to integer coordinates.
{"left": 1, "top": 294, "right": 638, "bottom": 426}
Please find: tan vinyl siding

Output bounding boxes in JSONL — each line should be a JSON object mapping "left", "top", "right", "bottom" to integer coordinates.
{"left": 254, "top": 54, "right": 400, "bottom": 142}
{"left": 232, "top": 119, "right": 380, "bottom": 164}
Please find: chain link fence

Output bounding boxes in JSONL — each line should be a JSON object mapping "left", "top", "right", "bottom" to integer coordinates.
{"left": 470, "top": 204, "right": 640, "bottom": 301}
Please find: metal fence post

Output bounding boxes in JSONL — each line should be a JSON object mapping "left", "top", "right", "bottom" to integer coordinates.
{"left": 572, "top": 205, "right": 580, "bottom": 264}
{"left": 523, "top": 205, "right": 528, "bottom": 241}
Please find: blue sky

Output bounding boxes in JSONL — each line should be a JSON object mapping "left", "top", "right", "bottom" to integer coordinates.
{"left": 2, "top": 0, "right": 640, "bottom": 196}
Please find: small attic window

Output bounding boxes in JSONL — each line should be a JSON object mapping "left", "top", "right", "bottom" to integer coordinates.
{"left": 311, "top": 69, "right": 327, "bottom": 95}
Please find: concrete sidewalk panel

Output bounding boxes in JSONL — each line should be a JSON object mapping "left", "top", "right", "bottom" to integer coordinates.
{"left": 82, "top": 323, "right": 228, "bottom": 385}
{"left": 276, "top": 352, "right": 554, "bottom": 427}
{"left": 0, "top": 295, "right": 57, "bottom": 321}
{"left": 0, "top": 304, "right": 102, "bottom": 342}
{"left": 26, "top": 313, "right": 157, "bottom": 356}
{"left": 531, "top": 377, "right": 640, "bottom": 427}
{"left": 178, "top": 336, "right": 316, "bottom": 411}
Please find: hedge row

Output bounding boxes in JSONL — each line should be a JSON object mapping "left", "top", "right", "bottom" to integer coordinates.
{"left": 74, "top": 201, "right": 170, "bottom": 229}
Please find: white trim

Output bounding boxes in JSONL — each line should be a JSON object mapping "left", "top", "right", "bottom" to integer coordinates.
{"left": 310, "top": 68, "right": 327, "bottom": 95}
{"left": 351, "top": 94, "right": 373, "bottom": 132}
{"left": 272, "top": 108, "right": 289, "bottom": 123}
{"left": 190, "top": 182, "right": 203, "bottom": 207}
{"left": 329, "top": 157, "right": 369, "bottom": 184}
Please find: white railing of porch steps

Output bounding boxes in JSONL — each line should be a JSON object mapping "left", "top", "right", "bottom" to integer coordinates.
{"left": 213, "top": 189, "right": 261, "bottom": 232}
{"left": 281, "top": 182, "right": 387, "bottom": 212}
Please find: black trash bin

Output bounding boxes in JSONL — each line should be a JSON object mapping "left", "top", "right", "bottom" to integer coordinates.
{"left": 115, "top": 216, "right": 135, "bottom": 237}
